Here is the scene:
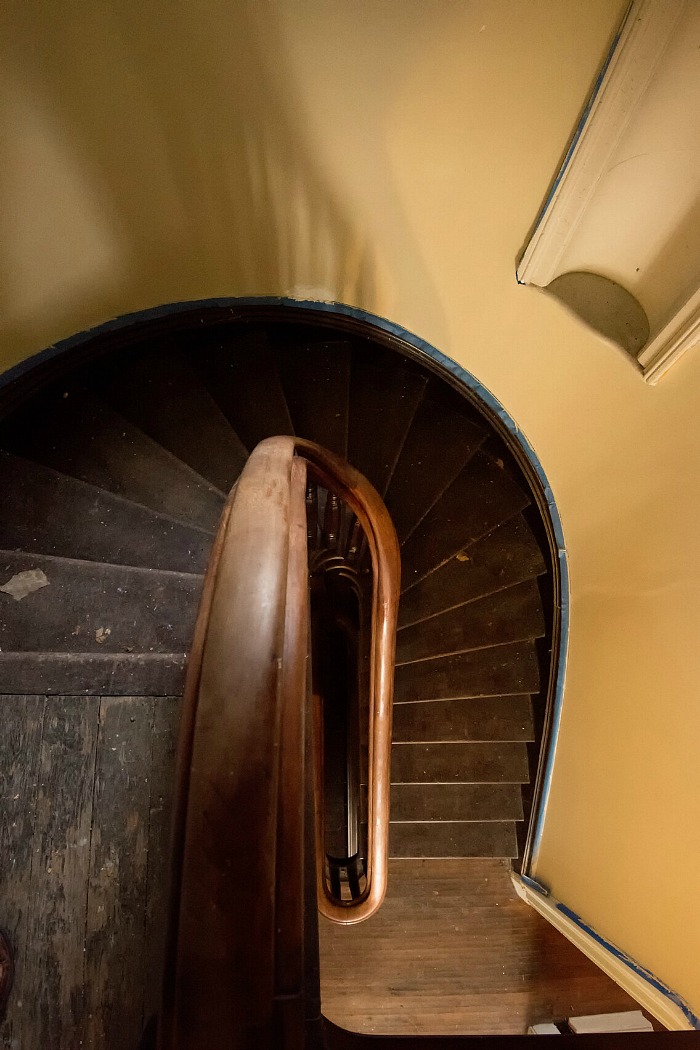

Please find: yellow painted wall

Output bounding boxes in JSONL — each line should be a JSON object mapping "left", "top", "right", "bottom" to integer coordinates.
{"left": 2, "top": 0, "right": 699, "bottom": 1019}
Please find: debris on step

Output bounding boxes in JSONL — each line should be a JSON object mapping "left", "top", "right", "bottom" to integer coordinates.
{"left": 0, "top": 569, "right": 49, "bottom": 601}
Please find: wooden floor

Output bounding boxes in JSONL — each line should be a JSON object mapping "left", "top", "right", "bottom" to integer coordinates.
{"left": 1, "top": 695, "right": 653, "bottom": 1048}
{"left": 319, "top": 859, "right": 654, "bottom": 1036}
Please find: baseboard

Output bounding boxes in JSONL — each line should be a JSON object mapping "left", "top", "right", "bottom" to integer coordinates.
{"left": 511, "top": 873, "right": 698, "bottom": 1032}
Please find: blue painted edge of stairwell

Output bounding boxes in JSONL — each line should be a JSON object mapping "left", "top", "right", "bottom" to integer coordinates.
{"left": 0, "top": 294, "right": 569, "bottom": 872}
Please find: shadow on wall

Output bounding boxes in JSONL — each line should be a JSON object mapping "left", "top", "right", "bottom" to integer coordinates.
{"left": 0, "top": 0, "right": 443, "bottom": 371}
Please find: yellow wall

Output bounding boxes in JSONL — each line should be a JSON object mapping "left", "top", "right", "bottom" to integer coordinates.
{"left": 2, "top": 0, "right": 699, "bottom": 1019}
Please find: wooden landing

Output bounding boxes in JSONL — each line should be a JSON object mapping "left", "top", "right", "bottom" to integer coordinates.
{"left": 0, "top": 694, "right": 179, "bottom": 1050}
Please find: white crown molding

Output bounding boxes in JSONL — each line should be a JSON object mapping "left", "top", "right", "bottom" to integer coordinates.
{"left": 638, "top": 286, "right": 700, "bottom": 384}
{"left": 511, "top": 874, "right": 697, "bottom": 1032}
{"left": 517, "top": 0, "right": 687, "bottom": 290}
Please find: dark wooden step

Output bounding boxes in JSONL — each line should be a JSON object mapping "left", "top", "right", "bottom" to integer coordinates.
{"left": 394, "top": 640, "right": 540, "bottom": 703}
{"left": 86, "top": 349, "right": 247, "bottom": 492}
{"left": 391, "top": 695, "right": 534, "bottom": 743}
{"left": 398, "top": 514, "right": 547, "bottom": 628}
{"left": 191, "top": 329, "right": 294, "bottom": 449}
{"left": 275, "top": 340, "right": 351, "bottom": 457}
{"left": 395, "top": 579, "right": 544, "bottom": 664}
{"left": 0, "top": 452, "right": 213, "bottom": 573}
{"left": 347, "top": 344, "right": 427, "bottom": 496}
{"left": 388, "top": 821, "right": 518, "bottom": 858}
{"left": 0, "top": 388, "right": 225, "bottom": 533}
{"left": 383, "top": 381, "right": 486, "bottom": 543}
{"left": 0, "top": 652, "right": 186, "bottom": 696}
{"left": 387, "top": 783, "right": 524, "bottom": 822}
{"left": 401, "top": 450, "right": 531, "bottom": 591}
{"left": 0, "top": 551, "right": 201, "bottom": 655}
{"left": 388, "top": 742, "right": 529, "bottom": 784}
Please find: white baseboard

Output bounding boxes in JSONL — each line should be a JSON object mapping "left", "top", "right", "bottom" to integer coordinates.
{"left": 511, "top": 874, "right": 697, "bottom": 1032}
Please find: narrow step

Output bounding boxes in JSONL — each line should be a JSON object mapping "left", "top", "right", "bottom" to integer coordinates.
{"left": 398, "top": 514, "right": 547, "bottom": 629}
{"left": 0, "top": 652, "right": 186, "bottom": 696}
{"left": 387, "top": 783, "right": 524, "bottom": 822}
{"left": 192, "top": 329, "right": 295, "bottom": 449}
{"left": 400, "top": 450, "right": 531, "bottom": 590}
{"left": 383, "top": 381, "right": 486, "bottom": 542}
{"left": 86, "top": 348, "right": 248, "bottom": 492}
{"left": 0, "top": 551, "right": 202, "bottom": 654}
{"left": 0, "top": 387, "right": 225, "bottom": 532}
{"left": 275, "top": 339, "right": 351, "bottom": 457}
{"left": 388, "top": 821, "right": 518, "bottom": 859}
{"left": 395, "top": 579, "right": 544, "bottom": 664}
{"left": 347, "top": 343, "right": 427, "bottom": 496}
{"left": 0, "top": 452, "right": 213, "bottom": 573}
{"left": 394, "top": 640, "right": 540, "bottom": 703}
{"left": 389, "top": 742, "right": 529, "bottom": 784}
{"left": 391, "top": 695, "right": 534, "bottom": 743}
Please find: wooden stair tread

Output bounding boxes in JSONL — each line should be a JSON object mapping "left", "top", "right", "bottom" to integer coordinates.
{"left": 0, "top": 388, "right": 225, "bottom": 532}
{"left": 191, "top": 329, "right": 295, "bottom": 449}
{"left": 388, "top": 742, "right": 530, "bottom": 784}
{"left": 387, "top": 783, "right": 524, "bottom": 822}
{"left": 347, "top": 343, "right": 427, "bottom": 496}
{"left": 400, "top": 450, "right": 531, "bottom": 590}
{"left": 398, "top": 514, "right": 547, "bottom": 628}
{"left": 391, "top": 695, "right": 534, "bottom": 743}
{"left": 0, "top": 452, "right": 213, "bottom": 574}
{"left": 0, "top": 652, "right": 186, "bottom": 696}
{"left": 395, "top": 579, "right": 544, "bottom": 664}
{"left": 387, "top": 821, "right": 518, "bottom": 859}
{"left": 86, "top": 348, "right": 247, "bottom": 492}
{"left": 275, "top": 339, "right": 351, "bottom": 457}
{"left": 383, "top": 380, "right": 486, "bottom": 543}
{"left": 394, "top": 640, "right": 540, "bottom": 703}
{"left": 0, "top": 550, "right": 202, "bottom": 655}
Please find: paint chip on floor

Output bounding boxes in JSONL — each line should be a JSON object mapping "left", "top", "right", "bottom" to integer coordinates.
{"left": 0, "top": 569, "right": 49, "bottom": 601}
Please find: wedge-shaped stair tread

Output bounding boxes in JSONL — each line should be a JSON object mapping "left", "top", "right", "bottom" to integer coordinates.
{"left": 0, "top": 453, "right": 212, "bottom": 573}
{"left": 392, "top": 695, "right": 534, "bottom": 743}
{"left": 388, "top": 783, "right": 524, "bottom": 822}
{"left": 0, "top": 388, "right": 224, "bottom": 531}
{"left": 0, "top": 652, "right": 186, "bottom": 696}
{"left": 394, "top": 640, "right": 540, "bottom": 703}
{"left": 192, "top": 330, "right": 294, "bottom": 449}
{"left": 275, "top": 340, "right": 351, "bottom": 457}
{"left": 384, "top": 381, "right": 486, "bottom": 542}
{"left": 86, "top": 349, "right": 247, "bottom": 492}
{"left": 0, "top": 551, "right": 202, "bottom": 654}
{"left": 389, "top": 742, "right": 529, "bottom": 784}
{"left": 398, "top": 514, "right": 547, "bottom": 628}
{"left": 396, "top": 579, "right": 544, "bottom": 664}
{"left": 388, "top": 821, "right": 518, "bottom": 858}
{"left": 347, "top": 344, "right": 427, "bottom": 496}
{"left": 401, "top": 450, "right": 531, "bottom": 589}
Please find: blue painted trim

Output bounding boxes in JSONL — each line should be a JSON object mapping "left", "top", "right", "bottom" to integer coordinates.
{"left": 556, "top": 903, "right": 700, "bottom": 1029}
{"left": 0, "top": 295, "right": 569, "bottom": 870}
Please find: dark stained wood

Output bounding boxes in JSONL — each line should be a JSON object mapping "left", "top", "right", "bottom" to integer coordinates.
{"left": 319, "top": 859, "right": 658, "bottom": 1036}
{"left": 0, "top": 452, "right": 214, "bottom": 573}
{"left": 387, "top": 783, "right": 523, "bottom": 822}
{"left": 392, "top": 696, "right": 534, "bottom": 743}
{"left": 191, "top": 329, "right": 295, "bottom": 449}
{"left": 394, "top": 641, "right": 540, "bottom": 704}
{"left": 401, "top": 452, "right": 531, "bottom": 590}
{"left": 0, "top": 652, "right": 186, "bottom": 697}
{"left": 389, "top": 743, "right": 529, "bottom": 784}
{"left": 396, "top": 580, "right": 544, "bottom": 665}
{"left": 384, "top": 381, "right": 486, "bottom": 543}
{"left": 0, "top": 551, "right": 202, "bottom": 655}
{"left": 389, "top": 822, "right": 518, "bottom": 859}
{"left": 398, "top": 514, "right": 547, "bottom": 628}
{"left": 84, "top": 696, "right": 154, "bottom": 1050}
{"left": 0, "top": 387, "right": 225, "bottom": 532}
{"left": 87, "top": 348, "right": 248, "bottom": 492}
{"left": 347, "top": 343, "right": 427, "bottom": 496}
{"left": 0, "top": 695, "right": 44, "bottom": 1050}
{"left": 275, "top": 340, "right": 351, "bottom": 457}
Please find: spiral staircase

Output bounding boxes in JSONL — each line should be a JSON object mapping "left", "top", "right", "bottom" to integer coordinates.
{"left": 0, "top": 307, "right": 554, "bottom": 1046}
